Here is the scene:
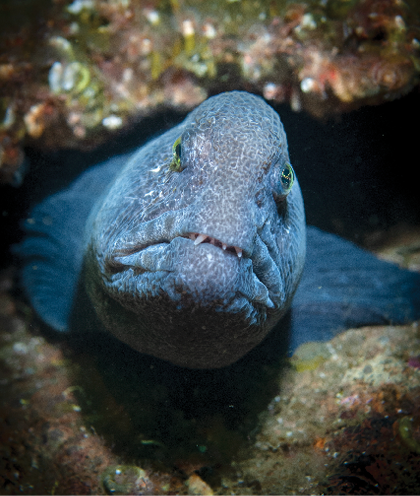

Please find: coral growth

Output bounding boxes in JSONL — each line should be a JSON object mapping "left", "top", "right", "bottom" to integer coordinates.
{"left": 1, "top": 0, "right": 420, "bottom": 183}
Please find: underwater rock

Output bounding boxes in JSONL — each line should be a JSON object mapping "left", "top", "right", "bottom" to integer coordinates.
{"left": 1, "top": 0, "right": 420, "bottom": 183}
{"left": 101, "top": 465, "right": 155, "bottom": 495}
{"left": 186, "top": 473, "right": 214, "bottom": 495}
{"left": 1, "top": 219, "right": 420, "bottom": 494}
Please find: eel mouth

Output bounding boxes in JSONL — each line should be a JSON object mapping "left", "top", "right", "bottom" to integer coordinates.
{"left": 184, "top": 232, "right": 243, "bottom": 258}
{"left": 107, "top": 230, "right": 275, "bottom": 310}
{"left": 109, "top": 231, "right": 246, "bottom": 274}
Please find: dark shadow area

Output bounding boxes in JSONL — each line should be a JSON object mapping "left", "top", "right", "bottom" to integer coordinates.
{"left": 64, "top": 312, "right": 291, "bottom": 471}
{"left": 273, "top": 90, "right": 420, "bottom": 244}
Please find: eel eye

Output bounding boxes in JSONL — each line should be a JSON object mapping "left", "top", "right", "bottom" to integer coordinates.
{"left": 280, "top": 162, "right": 294, "bottom": 194}
{"left": 169, "top": 136, "right": 183, "bottom": 172}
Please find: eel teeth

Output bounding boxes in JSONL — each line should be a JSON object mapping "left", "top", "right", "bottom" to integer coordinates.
{"left": 187, "top": 233, "right": 243, "bottom": 258}
{"left": 194, "top": 234, "right": 208, "bottom": 245}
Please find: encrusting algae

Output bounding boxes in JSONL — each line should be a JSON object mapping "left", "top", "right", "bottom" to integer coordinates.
{"left": 1, "top": 0, "right": 420, "bottom": 182}
{"left": 1, "top": 2, "right": 420, "bottom": 493}
{"left": 1, "top": 255, "right": 420, "bottom": 493}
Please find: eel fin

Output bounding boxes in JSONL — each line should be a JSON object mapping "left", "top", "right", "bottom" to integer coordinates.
{"left": 14, "top": 154, "right": 129, "bottom": 332}
{"left": 289, "top": 226, "right": 420, "bottom": 353}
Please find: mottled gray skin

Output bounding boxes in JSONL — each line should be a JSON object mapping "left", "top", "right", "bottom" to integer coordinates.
{"left": 84, "top": 92, "right": 306, "bottom": 368}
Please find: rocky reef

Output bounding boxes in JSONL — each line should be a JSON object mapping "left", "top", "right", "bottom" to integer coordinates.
{"left": 1, "top": 0, "right": 420, "bottom": 183}
{"left": 1, "top": 2, "right": 420, "bottom": 492}
{"left": 1, "top": 228, "right": 420, "bottom": 494}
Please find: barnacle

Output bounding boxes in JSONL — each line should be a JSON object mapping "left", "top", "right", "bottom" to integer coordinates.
{"left": 24, "top": 103, "right": 47, "bottom": 138}
{"left": 47, "top": 36, "right": 106, "bottom": 137}
{"left": 49, "top": 61, "right": 91, "bottom": 95}
{"left": 49, "top": 36, "right": 75, "bottom": 59}
{"left": 101, "top": 465, "right": 154, "bottom": 495}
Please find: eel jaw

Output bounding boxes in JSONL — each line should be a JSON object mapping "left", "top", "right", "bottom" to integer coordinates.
{"left": 186, "top": 232, "right": 243, "bottom": 258}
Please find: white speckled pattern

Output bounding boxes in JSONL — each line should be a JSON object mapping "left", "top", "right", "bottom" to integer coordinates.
{"left": 85, "top": 91, "right": 306, "bottom": 368}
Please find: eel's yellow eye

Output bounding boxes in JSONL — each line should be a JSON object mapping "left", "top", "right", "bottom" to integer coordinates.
{"left": 280, "top": 162, "right": 294, "bottom": 194}
{"left": 169, "top": 136, "right": 183, "bottom": 172}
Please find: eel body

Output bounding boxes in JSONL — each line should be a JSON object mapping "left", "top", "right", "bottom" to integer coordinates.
{"left": 17, "top": 91, "right": 420, "bottom": 368}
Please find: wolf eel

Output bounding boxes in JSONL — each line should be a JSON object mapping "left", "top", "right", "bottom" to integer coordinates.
{"left": 17, "top": 91, "right": 420, "bottom": 368}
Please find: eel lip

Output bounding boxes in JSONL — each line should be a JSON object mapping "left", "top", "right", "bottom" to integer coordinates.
{"left": 112, "top": 233, "right": 245, "bottom": 259}
{"left": 107, "top": 232, "right": 245, "bottom": 275}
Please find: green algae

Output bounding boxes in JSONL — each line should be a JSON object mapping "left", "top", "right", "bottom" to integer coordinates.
{"left": 398, "top": 416, "right": 420, "bottom": 454}
{"left": 325, "top": 0, "right": 360, "bottom": 20}
{"left": 2, "top": 0, "right": 420, "bottom": 180}
{"left": 291, "top": 341, "right": 332, "bottom": 372}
